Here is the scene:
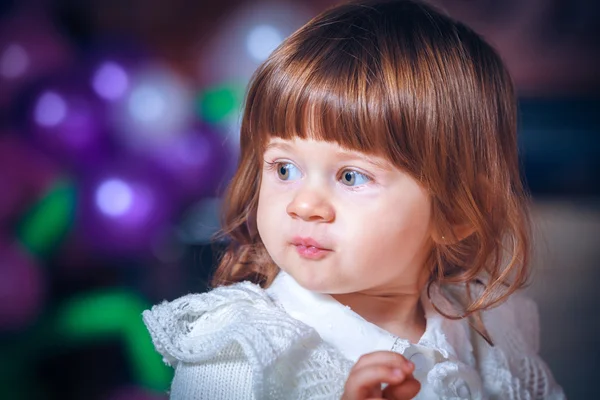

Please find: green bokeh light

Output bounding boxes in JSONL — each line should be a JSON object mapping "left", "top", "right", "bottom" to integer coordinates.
{"left": 16, "top": 179, "right": 76, "bottom": 257}
{"left": 55, "top": 290, "right": 173, "bottom": 392}
{"left": 196, "top": 82, "right": 245, "bottom": 124}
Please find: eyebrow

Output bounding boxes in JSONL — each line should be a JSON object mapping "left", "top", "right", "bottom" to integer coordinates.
{"left": 264, "top": 140, "right": 393, "bottom": 171}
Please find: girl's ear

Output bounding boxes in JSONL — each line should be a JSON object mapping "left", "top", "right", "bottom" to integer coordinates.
{"left": 432, "top": 223, "right": 475, "bottom": 245}
{"left": 451, "top": 224, "right": 476, "bottom": 243}
{"left": 431, "top": 173, "right": 491, "bottom": 245}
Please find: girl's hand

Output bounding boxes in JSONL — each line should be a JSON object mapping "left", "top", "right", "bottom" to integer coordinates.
{"left": 342, "top": 351, "right": 421, "bottom": 400}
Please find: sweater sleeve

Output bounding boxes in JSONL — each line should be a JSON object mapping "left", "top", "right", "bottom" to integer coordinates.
{"left": 476, "top": 293, "right": 566, "bottom": 400}
{"left": 142, "top": 282, "right": 352, "bottom": 400}
{"left": 169, "top": 355, "right": 255, "bottom": 399}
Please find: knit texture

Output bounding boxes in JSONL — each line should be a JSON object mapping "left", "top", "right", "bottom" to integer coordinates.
{"left": 142, "top": 281, "right": 564, "bottom": 400}
{"left": 142, "top": 282, "right": 352, "bottom": 399}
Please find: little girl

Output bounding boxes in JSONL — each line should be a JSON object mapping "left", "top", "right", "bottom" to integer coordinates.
{"left": 143, "top": 0, "right": 565, "bottom": 398}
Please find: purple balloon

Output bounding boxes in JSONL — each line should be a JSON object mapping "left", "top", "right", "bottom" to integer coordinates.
{"left": 148, "top": 125, "right": 234, "bottom": 202}
{"left": 0, "top": 238, "right": 44, "bottom": 331}
{"left": 77, "top": 157, "right": 175, "bottom": 256}
{"left": 22, "top": 71, "right": 111, "bottom": 168}
{"left": 0, "top": 10, "right": 73, "bottom": 109}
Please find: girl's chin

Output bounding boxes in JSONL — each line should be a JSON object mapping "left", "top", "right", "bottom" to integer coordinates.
{"left": 283, "top": 267, "right": 345, "bottom": 294}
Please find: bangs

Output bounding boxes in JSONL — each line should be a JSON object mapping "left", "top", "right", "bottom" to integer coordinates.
{"left": 243, "top": 17, "right": 416, "bottom": 169}
{"left": 240, "top": 0, "right": 508, "bottom": 185}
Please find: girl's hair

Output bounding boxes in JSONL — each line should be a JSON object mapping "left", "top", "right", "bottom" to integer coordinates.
{"left": 212, "top": 0, "right": 531, "bottom": 321}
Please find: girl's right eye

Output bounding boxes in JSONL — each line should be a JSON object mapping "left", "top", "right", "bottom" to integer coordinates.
{"left": 274, "top": 162, "right": 301, "bottom": 181}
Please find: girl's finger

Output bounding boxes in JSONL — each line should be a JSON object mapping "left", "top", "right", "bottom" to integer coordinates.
{"left": 345, "top": 365, "right": 406, "bottom": 399}
{"left": 382, "top": 377, "right": 422, "bottom": 400}
{"left": 353, "top": 351, "right": 415, "bottom": 374}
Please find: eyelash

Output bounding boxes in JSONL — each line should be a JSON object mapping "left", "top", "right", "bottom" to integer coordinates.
{"left": 263, "top": 160, "right": 280, "bottom": 170}
{"left": 263, "top": 160, "right": 374, "bottom": 188}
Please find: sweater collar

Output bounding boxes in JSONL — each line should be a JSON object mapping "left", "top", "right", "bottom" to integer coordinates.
{"left": 266, "top": 271, "right": 475, "bottom": 366}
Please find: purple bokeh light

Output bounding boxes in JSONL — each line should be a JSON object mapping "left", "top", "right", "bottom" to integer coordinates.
{"left": 0, "top": 43, "right": 29, "bottom": 79}
{"left": 95, "top": 178, "right": 134, "bottom": 217}
{"left": 24, "top": 73, "right": 111, "bottom": 168}
{"left": 149, "top": 125, "right": 233, "bottom": 201}
{"left": 92, "top": 61, "right": 130, "bottom": 101}
{"left": 110, "top": 64, "right": 194, "bottom": 152}
{"left": 78, "top": 159, "right": 175, "bottom": 256}
{"left": 0, "top": 11, "right": 73, "bottom": 108}
{"left": 34, "top": 91, "right": 68, "bottom": 127}
{"left": 195, "top": 1, "right": 311, "bottom": 85}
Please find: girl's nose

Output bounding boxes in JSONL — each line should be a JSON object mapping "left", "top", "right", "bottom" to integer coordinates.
{"left": 286, "top": 188, "right": 335, "bottom": 222}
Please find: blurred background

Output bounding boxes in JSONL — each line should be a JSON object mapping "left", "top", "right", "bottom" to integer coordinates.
{"left": 0, "top": 0, "right": 598, "bottom": 398}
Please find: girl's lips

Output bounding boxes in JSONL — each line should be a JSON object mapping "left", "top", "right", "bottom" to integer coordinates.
{"left": 293, "top": 244, "right": 331, "bottom": 260}
{"left": 291, "top": 237, "right": 332, "bottom": 260}
{"left": 291, "top": 236, "right": 330, "bottom": 250}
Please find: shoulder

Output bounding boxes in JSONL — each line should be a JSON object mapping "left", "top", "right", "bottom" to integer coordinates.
{"left": 476, "top": 292, "right": 566, "bottom": 399}
{"left": 142, "top": 281, "right": 310, "bottom": 366}
{"left": 142, "top": 281, "right": 352, "bottom": 399}
{"left": 483, "top": 291, "right": 541, "bottom": 352}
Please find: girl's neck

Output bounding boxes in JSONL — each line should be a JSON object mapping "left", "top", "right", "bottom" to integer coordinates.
{"left": 331, "top": 291, "right": 427, "bottom": 344}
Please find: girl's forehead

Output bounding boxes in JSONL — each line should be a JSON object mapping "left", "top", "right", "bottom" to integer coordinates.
{"left": 264, "top": 136, "right": 360, "bottom": 154}
{"left": 262, "top": 136, "right": 394, "bottom": 167}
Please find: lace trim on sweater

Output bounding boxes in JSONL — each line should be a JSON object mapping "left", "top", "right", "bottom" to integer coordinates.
{"left": 475, "top": 294, "right": 565, "bottom": 400}
{"left": 142, "top": 282, "right": 353, "bottom": 399}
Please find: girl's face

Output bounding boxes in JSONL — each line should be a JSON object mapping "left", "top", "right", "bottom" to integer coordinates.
{"left": 256, "top": 137, "right": 433, "bottom": 295}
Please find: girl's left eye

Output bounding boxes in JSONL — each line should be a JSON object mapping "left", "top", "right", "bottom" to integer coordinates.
{"left": 275, "top": 162, "right": 301, "bottom": 181}
{"left": 340, "top": 170, "right": 370, "bottom": 186}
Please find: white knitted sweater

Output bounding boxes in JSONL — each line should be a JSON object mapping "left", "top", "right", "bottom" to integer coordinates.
{"left": 142, "top": 273, "right": 565, "bottom": 399}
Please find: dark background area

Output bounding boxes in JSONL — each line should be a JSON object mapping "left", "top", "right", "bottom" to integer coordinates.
{"left": 0, "top": 0, "right": 598, "bottom": 399}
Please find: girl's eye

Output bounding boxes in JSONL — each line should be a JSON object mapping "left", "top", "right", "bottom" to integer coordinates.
{"left": 276, "top": 163, "right": 301, "bottom": 181}
{"left": 340, "top": 170, "right": 370, "bottom": 186}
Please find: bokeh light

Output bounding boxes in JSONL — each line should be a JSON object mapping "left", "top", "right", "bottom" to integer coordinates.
{"left": 92, "top": 61, "right": 130, "bottom": 101}
{"left": 246, "top": 24, "right": 283, "bottom": 62}
{"left": 195, "top": 1, "right": 311, "bottom": 84}
{"left": 0, "top": 43, "right": 29, "bottom": 79}
{"left": 55, "top": 290, "right": 172, "bottom": 391}
{"left": 24, "top": 73, "right": 109, "bottom": 168}
{"left": 17, "top": 179, "right": 76, "bottom": 258}
{"left": 196, "top": 82, "right": 245, "bottom": 125}
{"left": 96, "top": 179, "right": 134, "bottom": 217}
{"left": 111, "top": 64, "right": 194, "bottom": 151}
{"left": 148, "top": 125, "right": 232, "bottom": 201}
{"left": 78, "top": 160, "right": 174, "bottom": 256}
{"left": 34, "top": 91, "right": 67, "bottom": 127}
{"left": 0, "top": 11, "right": 73, "bottom": 108}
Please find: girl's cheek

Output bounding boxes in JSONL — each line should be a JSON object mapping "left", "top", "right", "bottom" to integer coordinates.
{"left": 260, "top": 171, "right": 283, "bottom": 192}
{"left": 260, "top": 181, "right": 294, "bottom": 204}
{"left": 335, "top": 184, "right": 381, "bottom": 202}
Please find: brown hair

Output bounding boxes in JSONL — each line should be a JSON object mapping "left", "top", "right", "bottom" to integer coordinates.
{"left": 212, "top": 0, "right": 531, "bottom": 326}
